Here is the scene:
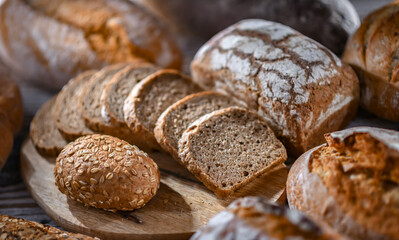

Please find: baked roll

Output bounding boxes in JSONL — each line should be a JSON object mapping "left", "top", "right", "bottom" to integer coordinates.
{"left": 287, "top": 127, "right": 399, "bottom": 240}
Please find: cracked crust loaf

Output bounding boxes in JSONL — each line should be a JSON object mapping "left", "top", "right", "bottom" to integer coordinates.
{"left": 191, "top": 196, "right": 340, "bottom": 240}
{"left": 0, "top": 214, "right": 96, "bottom": 239}
{"left": 54, "top": 134, "right": 160, "bottom": 212}
{"left": 154, "top": 91, "right": 239, "bottom": 160}
{"left": 178, "top": 107, "right": 287, "bottom": 199}
{"left": 0, "top": 76, "right": 23, "bottom": 134}
{"left": 123, "top": 69, "right": 202, "bottom": 151}
{"left": 0, "top": 110, "right": 13, "bottom": 171}
{"left": 287, "top": 127, "right": 399, "bottom": 240}
{"left": 191, "top": 19, "right": 359, "bottom": 157}
{"left": 54, "top": 70, "right": 96, "bottom": 141}
{"left": 31, "top": 96, "right": 68, "bottom": 156}
{"left": 0, "top": 0, "right": 182, "bottom": 90}
{"left": 342, "top": 2, "right": 399, "bottom": 122}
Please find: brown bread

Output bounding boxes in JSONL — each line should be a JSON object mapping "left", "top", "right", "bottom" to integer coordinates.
{"left": 191, "top": 19, "right": 359, "bottom": 157}
{"left": 123, "top": 69, "right": 202, "bottom": 150}
{"left": 0, "top": 76, "right": 23, "bottom": 134}
{"left": 0, "top": 110, "right": 13, "bottom": 171}
{"left": 54, "top": 70, "right": 96, "bottom": 141}
{"left": 154, "top": 91, "right": 238, "bottom": 160}
{"left": 30, "top": 96, "right": 68, "bottom": 156}
{"left": 178, "top": 107, "right": 287, "bottom": 198}
{"left": 342, "top": 2, "right": 399, "bottom": 122}
{"left": 287, "top": 127, "right": 399, "bottom": 240}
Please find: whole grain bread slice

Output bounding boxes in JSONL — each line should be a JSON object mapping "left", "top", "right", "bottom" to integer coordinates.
{"left": 124, "top": 69, "right": 202, "bottom": 150}
{"left": 178, "top": 107, "right": 287, "bottom": 199}
{"left": 154, "top": 91, "right": 239, "bottom": 160}
{"left": 31, "top": 96, "right": 68, "bottom": 156}
{"left": 54, "top": 70, "right": 96, "bottom": 141}
{"left": 80, "top": 63, "right": 130, "bottom": 132}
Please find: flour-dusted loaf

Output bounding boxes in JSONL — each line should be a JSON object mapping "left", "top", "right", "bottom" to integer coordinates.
{"left": 31, "top": 96, "right": 67, "bottom": 157}
{"left": 0, "top": 76, "right": 23, "bottom": 134}
{"left": 0, "top": 0, "right": 182, "bottom": 90}
{"left": 191, "top": 19, "right": 359, "bottom": 157}
{"left": 343, "top": 2, "right": 399, "bottom": 122}
{"left": 80, "top": 63, "right": 129, "bottom": 132}
{"left": 124, "top": 69, "right": 202, "bottom": 150}
{"left": 54, "top": 70, "right": 96, "bottom": 141}
{"left": 55, "top": 134, "right": 160, "bottom": 212}
{"left": 154, "top": 91, "right": 238, "bottom": 160}
{"left": 179, "top": 107, "right": 287, "bottom": 198}
{"left": 0, "top": 214, "right": 96, "bottom": 239}
{"left": 191, "top": 196, "right": 340, "bottom": 240}
{"left": 0, "top": 110, "right": 13, "bottom": 171}
{"left": 287, "top": 127, "right": 399, "bottom": 240}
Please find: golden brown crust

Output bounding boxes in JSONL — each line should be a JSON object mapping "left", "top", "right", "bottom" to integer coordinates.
{"left": 0, "top": 214, "right": 96, "bottom": 239}
{"left": 0, "top": 76, "right": 23, "bottom": 134}
{"left": 0, "top": 110, "right": 13, "bottom": 171}
{"left": 342, "top": 2, "right": 399, "bottom": 122}
{"left": 54, "top": 134, "right": 160, "bottom": 212}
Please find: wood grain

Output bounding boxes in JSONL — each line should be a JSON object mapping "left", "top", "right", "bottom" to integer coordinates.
{"left": 21, "top": 138, "right": 287, "bottom": 240}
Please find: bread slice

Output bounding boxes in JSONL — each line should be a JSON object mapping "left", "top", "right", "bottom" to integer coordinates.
{"left": 154, "top": 91, "right": 239, "bottom": 160}
{"left": 54, "top": 70, "right": 96, "bottom": 141}
{"left": 31, "top": 96, "right": 68, "bottom": 156}
{"left": 123, "top": 69, "right": 202, "bottom": 150}
{"left": 80, "top": 63, "right": 130, "bottom": 132}
{"left": 178, "top": 107, "right": 287, "bottom": 199}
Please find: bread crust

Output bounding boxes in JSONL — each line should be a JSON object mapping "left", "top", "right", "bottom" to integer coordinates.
{"left": 287, "top": 127, "right": 399, "bottom": 240}
{"left": 0, "top": 76, "right": 23, "bottom": 134}
{"left": 342, "top": 2, "right": 399, "bottom": 122}
{"left": 0, "top": 0, "right": 182, "bottom": 90}
{"left": 0, "top": 110, "right": 13, "bottom": 171}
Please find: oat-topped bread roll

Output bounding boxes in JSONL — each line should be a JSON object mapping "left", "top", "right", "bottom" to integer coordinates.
{"left": 191, "top": 196, "right": 339, "bottom": 240}
{"left": 124, "top": 69, "right": 202, "bottom": 150}
{"left": 343, "top": 2, "right": 399, "bottom": 122}
{"left": 191, "top": 19, "right": 359, "bottom": 157}
{"left": 31, "top": 96, "right": 68, "bottom": 157}
{"left": 0, "top": 214, "right": 96, "bottom": 239}
{"left": 179, "top": 107, "right": 287, "bottom": 198}
{"left": 133, "top": 0, "right": 359, "bottom": 56}
{"left": 287, "top": 127, "right": 399, "bottom": 240}
{"left": 55, "top": 134, "right": 160, "bottom": 212}
{"left": 0, "top": 76, "right": 23, "bottom": 134}
{"left": 155, "top": 91, "right": 239, "bottom": 160}
{"left": 0, "top": 0, "right": 182, "bottom": 90}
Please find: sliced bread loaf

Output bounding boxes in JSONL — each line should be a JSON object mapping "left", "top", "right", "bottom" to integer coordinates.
{"left": 54, "top": 70, "right": 96, "bottom": 141}
{"left": 154, "top": 91, "right": 239, "bottom": 160}
{"left": 80, "top": 63, "right": 130, "bottom": 132}
{"left": 124, "top": 69, "right": 202, "bottom": 150}
{"left": 178, "top": 107, "right": 287, "bottom": 199}
{"left": 31, "top": 96, "right": 68, "bottom": 156}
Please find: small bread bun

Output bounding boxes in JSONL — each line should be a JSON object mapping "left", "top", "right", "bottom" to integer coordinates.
{"left": 54, "top": 134, "right": 160, "bottom": 212}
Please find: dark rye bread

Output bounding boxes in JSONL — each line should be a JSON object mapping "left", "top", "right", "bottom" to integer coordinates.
{"left": 178, "top": 107, "right": 287, "bottom": 199}
{"left": 80, "top": 63, "right": 130, "bottom": 132}
{"left": 123, "top": 69, "right": 202, "bottom": 150}
{"left": 54, "top": 70, "right": 96, "bottom": 141}
{"left": 31, "top": 96, "right": 67, "bottom": 156}
{"left": 154, "top": 91, "right": 239, "bottom": 160}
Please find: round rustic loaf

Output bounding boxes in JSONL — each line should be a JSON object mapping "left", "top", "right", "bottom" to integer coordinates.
{"left": 0, "top": 76, "right": 23, "bottom": 134}
{"left": 191, "top": 196, "right": 340, "bottom": 240}
{"left": 54, "top": 134, "right": 160, "bottom": 212}
{"left": 191, "top": 19, "right": 360, "bottom": 157}
{"left": 0, "top": 0, "right": 182, "bottom": 90}
{"left": 133, "top": 0, "right": 359, "bottom": 56}
{"left": 287, "top": 127, "right": 399, "bottom": 240}
{"left": 343, "top": 2, "right": 399, "bottom": 122}
{"left": 0, "top": 110, "right": 13, "bottom": 171}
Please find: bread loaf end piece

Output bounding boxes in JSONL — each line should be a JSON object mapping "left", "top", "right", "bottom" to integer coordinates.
{"left": 191, "top": 19, "right": 359, "bottom": 157}
{"left": 179, "top": 107, "right": 287, "bottom": 198}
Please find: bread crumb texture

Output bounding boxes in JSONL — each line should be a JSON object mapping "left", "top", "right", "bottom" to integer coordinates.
{"left": 54, "top": 134, "right": 160, "bottom": 212}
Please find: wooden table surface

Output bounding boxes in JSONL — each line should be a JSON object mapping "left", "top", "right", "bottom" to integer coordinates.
{"left": 0, "top": 0, "right": 393, "bottom": 233}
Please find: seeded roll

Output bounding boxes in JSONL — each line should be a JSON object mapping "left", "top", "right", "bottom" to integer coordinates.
{"left": 54, "top": 134, "right": 160, "bottom": 212}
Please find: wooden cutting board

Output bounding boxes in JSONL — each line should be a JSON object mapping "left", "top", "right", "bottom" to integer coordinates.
{"left": 21, "top": 138, "right": 287, "bottom": 240}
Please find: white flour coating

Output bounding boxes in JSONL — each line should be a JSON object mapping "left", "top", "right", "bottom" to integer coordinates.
{"left": 314, "top": 95, "right": 354, "bottom": 129}
{"left": 237, "top": 19, "right": 295, "bottom": 41}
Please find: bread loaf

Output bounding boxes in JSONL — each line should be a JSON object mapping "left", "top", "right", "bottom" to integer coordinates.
{"left": 0, "top": 0, "right": 182, "bottom": 90}
{"left": 342, "top": 2, "right": 399, "bottom": 122}
{"left": 0, "top": 214, "right": 96, "bottom": 239}
{"left": 287, "top": 127, "right": 399, "bottom": 240}
{"left": 30, "top": 96, "right": 68, "bottom": 156}
{"left": 191, "top": 19, "right": 359, "bottom": 157}
{"left": 191, "top": 196, "right": 339, "bottom": 240}
{"left": 0, "top": 110, "right": 13, "bottom": 171}
{"left": 178, "top": 107, "right": 287, "bottom": 198}
{"left": 54, "top": 134, "right": 160, "bottom": 212}
{"left": 0, "top": 76, "right": 23, "bottom": 134}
